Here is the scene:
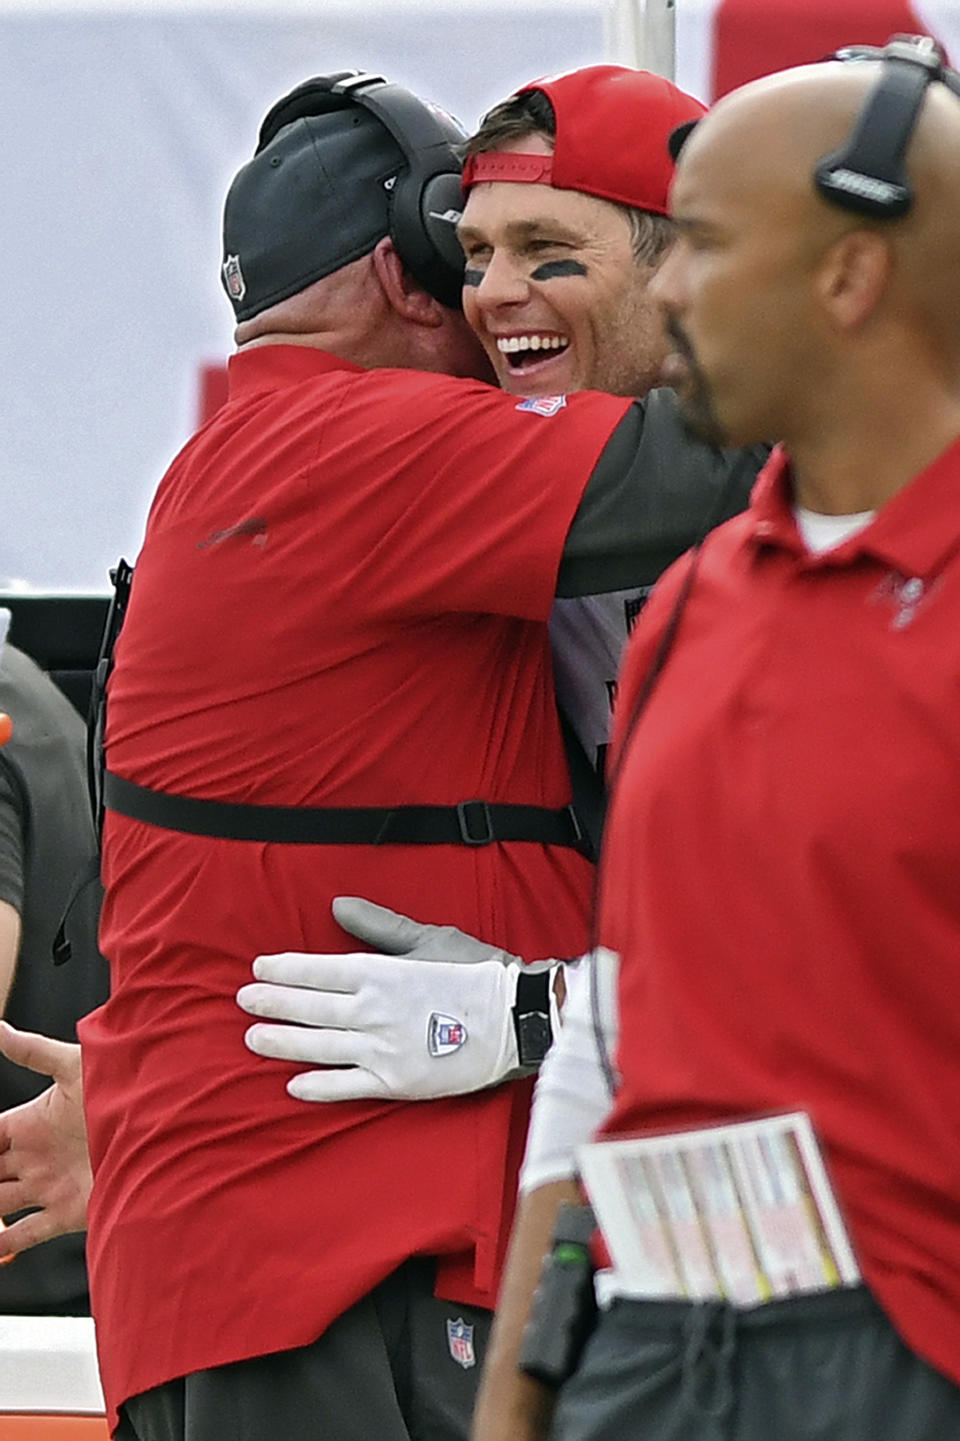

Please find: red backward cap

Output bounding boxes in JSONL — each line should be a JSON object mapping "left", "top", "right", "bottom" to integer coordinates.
{"left": 462, "top": 64, "right": 706, "bottom": 217}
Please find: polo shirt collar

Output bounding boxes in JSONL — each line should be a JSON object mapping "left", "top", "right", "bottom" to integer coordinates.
{"left": 748, "top": 436, "right": 960, "bottom": 578}
{"left": 227, "top": 344, "right": 364, "bottom": 400}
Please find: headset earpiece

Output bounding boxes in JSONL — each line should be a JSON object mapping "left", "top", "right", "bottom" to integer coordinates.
{"left": 329, "top": 74, "right": 467, "bottom": 309}
{"left": 815, "top": 35, "right": 957, "bottom": 220}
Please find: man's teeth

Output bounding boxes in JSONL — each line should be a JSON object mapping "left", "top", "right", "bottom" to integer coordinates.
{"left": 496, "top": 335, "right": 569, "bottom": 354}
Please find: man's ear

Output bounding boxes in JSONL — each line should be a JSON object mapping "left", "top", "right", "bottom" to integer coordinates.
{"left": 816, "top": 229, "right": 892, "bottom": 331}
{"left": 372, "top": 237, "right": 446, "bottom": 328}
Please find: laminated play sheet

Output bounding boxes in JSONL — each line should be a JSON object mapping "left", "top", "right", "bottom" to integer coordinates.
{"left": 579, "top": 1112, "right": 860, "bottom": 1305}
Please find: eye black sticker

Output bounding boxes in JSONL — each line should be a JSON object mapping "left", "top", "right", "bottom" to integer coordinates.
{"left": 462, "top": 268, "right": 483, "bottom": 287}
{"left": 531, "top": 259, "right": 588, "bottom": 281}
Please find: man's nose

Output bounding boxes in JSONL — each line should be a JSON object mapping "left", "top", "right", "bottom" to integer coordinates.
{"left": 648, "top": 243, "right": 685, "bottom": 311}
{"left": 474, "top": 252, "right": 531, "bottom": 307}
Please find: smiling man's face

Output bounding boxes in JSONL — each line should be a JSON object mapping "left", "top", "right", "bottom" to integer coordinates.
{"left": 457, "top": 135, "right": 669, "bottom": 399}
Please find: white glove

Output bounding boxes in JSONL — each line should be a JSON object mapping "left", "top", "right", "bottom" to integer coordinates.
{"left": 237, "top": 897, "right": 560, "bottom": 1102}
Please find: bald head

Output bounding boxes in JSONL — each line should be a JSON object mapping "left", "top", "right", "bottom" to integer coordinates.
{"left": 651, "top": 57, "right": 960, "bottom": 500}
{"left": 678, "top": 60, "right": 960, "bottom": 350}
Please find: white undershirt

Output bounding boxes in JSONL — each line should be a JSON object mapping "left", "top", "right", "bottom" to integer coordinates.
{"left": 793, "top": 504, "right": 875, "bottom": 553}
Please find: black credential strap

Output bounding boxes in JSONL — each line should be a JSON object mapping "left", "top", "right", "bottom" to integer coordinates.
{"left": 103, "top": 770, "right": 588, "bottom": 850}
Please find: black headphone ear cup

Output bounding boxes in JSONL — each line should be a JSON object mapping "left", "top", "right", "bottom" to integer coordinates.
{"left": 336, "top": 78, "right": 467, "bottom": 307}
{"left": 419, "top": 172, "right": 468, "bottom": 277}
{"left": 387, "top": 168, "right": 465, "bottom": 310}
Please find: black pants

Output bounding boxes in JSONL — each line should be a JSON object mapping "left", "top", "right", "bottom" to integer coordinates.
{"left": 116, "top": 1258, "right": 491, "bottom": 1441}
{"left": 549, "top": 1287, "right": 960, "bottom": 1441}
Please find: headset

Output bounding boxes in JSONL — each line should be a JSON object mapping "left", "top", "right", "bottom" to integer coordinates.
{"left": 816, "top": 33, "right": 960, "bottom": 219}
{"left": 257, "top": 70, "right": 467, "bottom": 309}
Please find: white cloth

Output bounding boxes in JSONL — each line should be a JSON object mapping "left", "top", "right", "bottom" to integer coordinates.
{"left": 550, "top": 588, "right": 650, "bottom": 773}
{"left": 519, "top": 947, "right": 620, "bottom": 1192}
{"left": 793, "top": 505, "right": 874, "bottom": 553}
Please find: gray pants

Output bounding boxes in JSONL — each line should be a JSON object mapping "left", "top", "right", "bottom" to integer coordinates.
{"left": 550, "top": 1287, "right": 960, "bottom": 1441}
{"left": 116, "top": 1258, "right": 491, "bottom": 1441}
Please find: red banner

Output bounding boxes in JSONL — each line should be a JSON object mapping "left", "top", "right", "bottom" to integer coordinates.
{"left": 713, "top": 0, "right": 935, "bottom": 99}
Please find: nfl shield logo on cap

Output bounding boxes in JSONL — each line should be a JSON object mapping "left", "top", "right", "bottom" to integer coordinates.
{"left": 222, "top": 254, "right": 246, "bottom": 302}
{"left": 446, "top": 1317, "right": 476, "bottom": 1369}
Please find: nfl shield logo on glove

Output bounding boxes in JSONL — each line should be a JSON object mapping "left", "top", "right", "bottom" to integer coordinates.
{"left": 428, "top": 1012, "right": 468, "bottom": 1057}
{"left": 446, "top": 1317, "right": 476, "bottom": 1369}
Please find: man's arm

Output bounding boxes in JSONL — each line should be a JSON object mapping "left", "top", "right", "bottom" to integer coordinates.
{"left": 557, "top": 389, "right": 765, "bottom": 599}
{"left": 0, "top": 899, "right": 21, "bottom": 1013}
{"left": 473, "top": 950, "right": 620, "bottom": 1441}
{"left": 0, "top": 1023, "right": 91, "bottom": 1257}
{"left": 0, "top": 758, "right": 24, "bottom": 1014}
{"left": 472, "top": 1179, "right": 580, "bottom": 1441}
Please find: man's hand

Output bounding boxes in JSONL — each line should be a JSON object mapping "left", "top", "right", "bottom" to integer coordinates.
{"left": 239, "top": 948, "right": 523, "bottom": 1102}
{"left": 0, "top": 1023, "right": 91, "bottom": 1257}
{"left": 237, "top": 896, "right": 560, "bottom": 1102}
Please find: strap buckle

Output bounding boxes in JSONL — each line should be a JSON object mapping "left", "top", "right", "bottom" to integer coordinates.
{"left": 456, "top": 799, "right": 494, "bottom": 845}
{"left": 565, "top": 804, "right": 585, "bottom": 849}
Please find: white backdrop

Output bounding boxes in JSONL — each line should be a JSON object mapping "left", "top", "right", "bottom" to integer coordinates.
{"left": 1, "top": 1, "right": 607, "bottom": 592}
{"left": 5, "top": 0, "right": 959, "bottom": 592}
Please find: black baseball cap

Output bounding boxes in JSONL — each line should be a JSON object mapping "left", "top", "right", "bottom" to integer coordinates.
{"left": 221, "top": 86, "right": 407, "bottom": 323}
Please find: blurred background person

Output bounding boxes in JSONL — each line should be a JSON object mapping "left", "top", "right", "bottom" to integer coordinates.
{"left": 0, "top": 611, "right": 108, "bottom": 1314}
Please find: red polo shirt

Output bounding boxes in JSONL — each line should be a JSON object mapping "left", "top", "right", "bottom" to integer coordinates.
{"left": 600, "top": 440, "right": 960, "bottom": 1385}
{"left": 79, "top": 346, "right": 631, "bottom": 1426}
